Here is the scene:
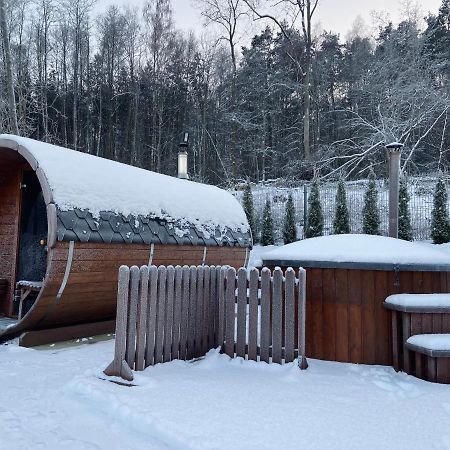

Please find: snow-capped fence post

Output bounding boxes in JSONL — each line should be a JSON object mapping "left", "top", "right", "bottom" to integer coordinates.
{"left": 298, "top": 267, "right": 308, "bottom": 370}
{"left": 103, "top": 265, "right": 134, "bottom": 381}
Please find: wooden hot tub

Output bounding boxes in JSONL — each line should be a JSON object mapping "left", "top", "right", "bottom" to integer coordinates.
{"left": 263, "top": 235, "right": 450, "bottom": 366}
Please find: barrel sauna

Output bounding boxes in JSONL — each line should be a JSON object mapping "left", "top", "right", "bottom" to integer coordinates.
{"left": 0, "top": 135, "right": 251, "bottom": 346}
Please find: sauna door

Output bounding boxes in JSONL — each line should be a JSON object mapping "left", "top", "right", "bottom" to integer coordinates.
{"left": 16, "top": 171, "right": 48, "bottom": 285}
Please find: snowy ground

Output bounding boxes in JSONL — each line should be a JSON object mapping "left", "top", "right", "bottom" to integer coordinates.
{"left": 1, "top": 340, "right": 450, "bottom": 450}
{"left": 2, "top": 242, "right": 450, "bottom": 450}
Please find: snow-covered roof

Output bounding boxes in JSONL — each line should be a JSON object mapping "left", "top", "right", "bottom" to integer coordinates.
{"left": 263, "top": 234, "right": 450, "bottom": 268}
{"left": 0, "top": 135, "right": 251, "bottom": 247}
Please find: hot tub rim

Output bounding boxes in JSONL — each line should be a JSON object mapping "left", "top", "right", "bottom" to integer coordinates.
{"left": 262, "top": 259, "right": 450, "bottom": 272}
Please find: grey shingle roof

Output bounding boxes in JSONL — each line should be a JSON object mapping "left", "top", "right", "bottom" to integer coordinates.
{"left": 57, "top": 209, "right": 251, "bottom": 247}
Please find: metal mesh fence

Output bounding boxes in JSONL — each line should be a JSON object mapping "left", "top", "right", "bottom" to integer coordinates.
{"left": 235, "top": 177, "right": 440, "bottom": 243}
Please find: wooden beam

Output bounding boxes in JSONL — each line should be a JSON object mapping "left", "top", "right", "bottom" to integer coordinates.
{"left": 19, "top": 320, "right": 116, "bottom": 347}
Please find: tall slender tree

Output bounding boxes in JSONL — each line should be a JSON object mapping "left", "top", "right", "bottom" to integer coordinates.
{"left": 431, "top": 178, "right": 450, "bottom": 244}
{"left": 283, "top": 193, "right": 297, "bottom": 243}
{"left": 362, "top": 178, "right": 380, "bottom": 235}
{"left": 398, "top": 179, "right": 413, "bottom": 241}
{"left": 261, "top": 198, "right": 275, "bottom": 245}
{"left": 305, "top": 180, "right": 324, "bottom": 238}
{"left": 333, "top": 179, "right": 350, "bottom": 234}
{"left": 242, "top": 181, "right": 256, "bottom": 242}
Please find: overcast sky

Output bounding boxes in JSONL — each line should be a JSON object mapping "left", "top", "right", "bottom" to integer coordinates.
{"left": 95, "top": 0, "right": 443, "bottom": 40}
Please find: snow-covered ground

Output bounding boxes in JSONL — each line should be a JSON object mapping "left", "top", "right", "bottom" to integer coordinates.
{"left": 1, "top": 340, "right": 450, "bottom": 450}
{"left": 2, "top": 241, "right": 450, "bottom": 449}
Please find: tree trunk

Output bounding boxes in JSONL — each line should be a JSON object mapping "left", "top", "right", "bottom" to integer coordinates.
{"left": 0, "top": 0, "right": 19, "bottom": 134}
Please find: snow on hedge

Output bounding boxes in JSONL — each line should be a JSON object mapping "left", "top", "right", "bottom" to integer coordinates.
{"left": 407, "top": 334, "right": 450, "bottom": 351}
{"left": 386, "top": 294, "right": 450, "bottom": 309}
{"left": 1, "top": 135, "right": 249, "bottom": 234}
{"left": 263, "top": 234, "right": 450, "bottom": 265}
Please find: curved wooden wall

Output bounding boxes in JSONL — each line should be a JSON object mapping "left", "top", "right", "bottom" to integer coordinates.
{"left": 0, "top": 150, "right": 29, "bottom": 316}
{"left": 6, "top": 242, "right": 247, "bottom": 336}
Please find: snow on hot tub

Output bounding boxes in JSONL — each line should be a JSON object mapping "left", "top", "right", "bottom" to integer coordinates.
{"left": 262, "top": 234, "right": 450, "bottom": 366}
{"left": 263, "top": 234, "right": 450, "bottom": 270}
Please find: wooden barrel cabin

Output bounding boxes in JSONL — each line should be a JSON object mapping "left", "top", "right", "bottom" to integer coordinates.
{"left": 263, "top": 234, "right": 450, "bottom": 366}
{"left": 0, "top": 135, "right": 251, "bottom": 345}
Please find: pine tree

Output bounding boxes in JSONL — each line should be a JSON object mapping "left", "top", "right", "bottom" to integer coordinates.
{"left": 333, "top": 179, "right": 350, "bottom": 234}
{"left": 305, "top": 180, "right": 324, "bottom": 238}
{"left": 261, "top": 198, "right": 275, "bottom": 246}
{"left": 362, "top": 178, "right": 381, "bottom": 235}
{"left": 398, "top": 179, "right": 413, "bottom": 241}
{"left": 242, "top": 180, "right": 256, "bottom": 242}
{"left": 283, "top": 193, "right": 297, "bottom": 244}
{"left": 431, "top": 178, "right": 450, "bottom": 244}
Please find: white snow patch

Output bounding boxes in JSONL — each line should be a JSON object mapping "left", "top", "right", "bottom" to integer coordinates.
{"left": 263, "top": 234, "right": 450, "bottom": 265}
{"left": 386, "top": 294, "right": 450, "bottom": 309}
{"left": 1, "top": 340, "right": 450, "bottom": 449}
{"left": 247, "top": 244, "right": 276, "bottom": 269}
{"left": 407, "top": 334, "right": 450, "bottom": 351}
{"left": 2, "top": 135, "right": 249, "bottom": 234}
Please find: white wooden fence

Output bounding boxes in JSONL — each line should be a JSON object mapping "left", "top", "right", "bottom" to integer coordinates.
{"left": 104, "top": 265, "right": 307, "bottom": 381}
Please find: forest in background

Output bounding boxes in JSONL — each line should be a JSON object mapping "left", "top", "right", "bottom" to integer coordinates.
{"left": 0, "top": 0, "right": 449, "bottom": 186}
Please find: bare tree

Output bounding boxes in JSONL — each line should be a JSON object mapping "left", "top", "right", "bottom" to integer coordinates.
{"left": 197, "top": 0, "right": 249, "bottom": 177}
{"left": 243, "top": 0, "right": 320, "bottom": 160}
{"left": 0, "top": 0, "right": 19, "bottom": 134}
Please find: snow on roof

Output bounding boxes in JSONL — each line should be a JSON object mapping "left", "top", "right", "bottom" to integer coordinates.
{"left": 407, "top": 334, "right": 450, "bottom": 352}
{"left": 263, "top": 234, "right": 450, "bottom": 266}
{"left": 386, "top": 294, "right": 450, "bottom": 309}
{"left": 0, "top": 135, "right": 249, "bottom": 235}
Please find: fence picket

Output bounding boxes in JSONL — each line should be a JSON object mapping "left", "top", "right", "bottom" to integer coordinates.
{"left": 195, "top": 266, "right": 204, "bottom": 358}
{"left": 154, "top": 266, "right": 167, "bottom": 364}
{"left": 172, "top": 266, "right": 183, "bottom": 360}
{"left": 284, "top": 268, "right": 296, "bottom": 363}
{"left": 248, "top": 268, "right": 259, "bottom": 361}
{"left": 202, "top": 266, "right": 211, "bottom": 355}
{"left": 164, "top": 266, "right": 175, "bottom": 363}
{"left": 179, "top": 265, "right": 190, "bottom": 360}
{"left": 187, "top": 266, "right": 197, "bottom": 360}
{"left": 217, "top": 268, "right": 226, "bottom": 349}
{"left": 103, "top": 265, "right": 133, "bottom": 381}
{"left": 260, "top": 268, "right": 271, "bottom": 363}
{"left": 125, "top": 266, "right": 140, "bottom": 369}
{"left": 298, "top": 268, "right": 308, "bottom": 369}
{"left": 236, "top": 268, "right": 247, "bottom": 358}
{"left": 145, "top": 265, "right": 158, "bottom": 367}
{"left": 272, "top": 268, "right": 283, "bottom": 364}
{"left": 224, "top": 267, "right": 236, "bottom": 358}
{"left": 208, "top": 267, "right": 217, "bottom": 349}
{"left": 135, "top": 266, "right": 149, "bottom": 371}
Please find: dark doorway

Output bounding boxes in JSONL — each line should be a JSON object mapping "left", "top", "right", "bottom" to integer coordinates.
{"left": 15, "top": 171, "right": 48, "bottom": 314}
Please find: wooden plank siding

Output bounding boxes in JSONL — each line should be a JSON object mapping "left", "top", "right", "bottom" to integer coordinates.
{"left": 2, "top": 236, "right": 247, "bottom": 342}
{"left": 271, "top": 266, "right": 450, "bottom": 366}
{"left": 0, "top": 154, "right": 27, "bottom": 316}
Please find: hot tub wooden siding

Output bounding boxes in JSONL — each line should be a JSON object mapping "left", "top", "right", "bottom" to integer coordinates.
{"left": 268, "top": 266, "right": 450, "bottom": 366}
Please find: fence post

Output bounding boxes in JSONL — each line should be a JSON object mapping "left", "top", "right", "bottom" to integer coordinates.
{"left": 303, "top": 184, "right": 308, "bottom": 239}
{"left": 387, "top": 144, "right": 402, "bottom": 238}
{"left": 104, "top": 265, "right": 134, "bottom": 381}
{"left": 298, "top": 267, "right": 308, "bottom": 370}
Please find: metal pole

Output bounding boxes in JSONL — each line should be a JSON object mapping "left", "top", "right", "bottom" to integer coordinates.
{"left": 388, "top": 149, "right": 401, "bottom": 238}
{"left": 303, "top": 184, "right": 308, "bottom": 239}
